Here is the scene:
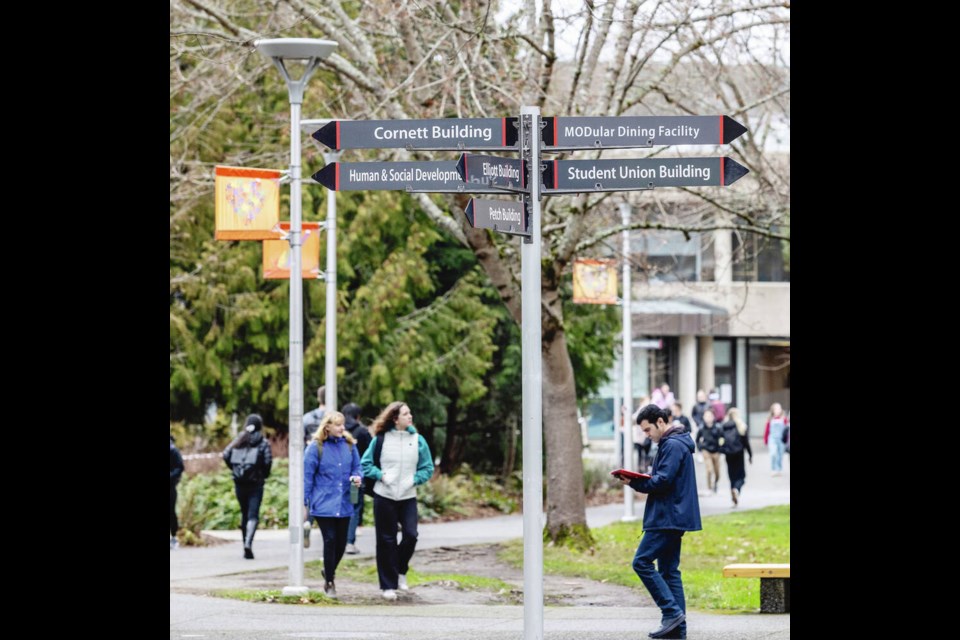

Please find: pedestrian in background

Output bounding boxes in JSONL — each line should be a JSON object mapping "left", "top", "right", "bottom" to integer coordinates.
{"left": 361, "top": 401, "right": 435, "bottom": 600}
{"left": 719, "top": 407, "right": 752, "bottom": 507}
{"left": 763, "top": 402, "right": 789, "bottom": 476}
{"left": 170, "top": 434, "right": 184, "bottom": 550}
{"left": 695, "top": 409, "right": 723, "bottom": 494}
{"left": 342, "top": 402, "right": 372, "bottom": 554}
{"left": 222, "top": 414, "right": 273, "bottom": 559}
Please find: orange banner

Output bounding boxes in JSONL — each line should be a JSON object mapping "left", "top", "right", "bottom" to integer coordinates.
{"left": 214, "top": 165, "right": 282, "bottom": 240}
{"left": 263, "top": 224, "right": 322, "bottom": 279}
{"left": 572, "top": 258, "right": 618, "bottom": 304}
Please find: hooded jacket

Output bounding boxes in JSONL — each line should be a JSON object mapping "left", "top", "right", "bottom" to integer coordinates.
{"left": 304, "top": 436, "right": 361, "bottom": 518}
{"left": 629, "top": 425, "right": 702, "bottom": 531}
{"left": 360, "top": 425, "right": 434, "bottom": 501}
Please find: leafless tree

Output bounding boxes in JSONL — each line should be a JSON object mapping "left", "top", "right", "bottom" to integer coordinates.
{"left": 171, "top": 0, "right": 790, "bottom": 545}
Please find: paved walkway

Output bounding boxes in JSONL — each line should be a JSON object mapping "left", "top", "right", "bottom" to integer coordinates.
{"left": 171, "top": 447, "right": 790, "bottom": 638}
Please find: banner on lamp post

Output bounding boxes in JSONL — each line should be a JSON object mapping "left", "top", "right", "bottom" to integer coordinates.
{"left": 215, "top": 166, "right": 282, "bottom": 240}
{"left": 262, "top": 222, "right": 322, "bottom": 279}
{"left": 572, "top": 258, "right": 618, "bottom": 305}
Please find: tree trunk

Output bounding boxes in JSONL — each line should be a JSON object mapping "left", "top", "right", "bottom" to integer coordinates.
{"left": 542, "top": 328, "right": 591, "bottom": 547}
{"left": 440, "top": 392, "right": 461, "bottom": 474}
{"left": 501, "top": 410, "right": 518, "bottom": 481}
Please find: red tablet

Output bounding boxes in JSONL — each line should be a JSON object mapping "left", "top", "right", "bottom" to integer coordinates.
{"left": 611, "top": 469, "right": 651, "bottom": 480}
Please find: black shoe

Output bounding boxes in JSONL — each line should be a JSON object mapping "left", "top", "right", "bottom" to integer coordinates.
{"left": 658, "top": 628, "right": 686, "bottom": 639}
{"left": 648, "top": 614, "right": 685, "bottom": 638}
{"left": 244, "top": 547, "right": 254, "bottom": 559}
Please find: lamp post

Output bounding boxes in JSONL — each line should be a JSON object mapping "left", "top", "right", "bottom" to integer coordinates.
{"left": 619, "top": 202, "right": 637, "bottom": 522}
{"left": 255, "top": 37, "right": 337, "bottom": 596}
{"left": 301, "top": 119, "right": 340, "bottom": 414}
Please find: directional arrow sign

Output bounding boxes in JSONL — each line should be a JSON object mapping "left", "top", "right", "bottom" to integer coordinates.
{"left": 312, "top": 118, "right": 519, "bottom": 151}
{"left": 464, "top": 198, "right": 529, "bottom": 237}
{"left": 312, "top": 161, "right": 520, "bottom": 194}
{"left": 542, "top": 115, "right": 747, "bottom": 150}
{"left": 456, "top": 154, "right": 527, "bottom": 193}
{"left": 542, "top": 157, "right": 748, "bottom": 193}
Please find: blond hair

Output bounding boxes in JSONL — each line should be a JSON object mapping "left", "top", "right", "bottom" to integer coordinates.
{"left": 726, "top": 407, "right": 748, "bottom": 436}
{"left": 311, "top": 411, "right": 357, "bottom": 446}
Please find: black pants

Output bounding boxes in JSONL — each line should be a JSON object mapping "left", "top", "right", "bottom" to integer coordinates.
{"left": 234, "top": 482, "right": 264, "bottom": 548}
{"left": 373, "top": 495, "right": 419, "bottom": 590}
{"left": 170, "top": 483, "right": 179, "bottom": 537}
{"left": 315, "top": 516, "right": 350, "bottom": 582}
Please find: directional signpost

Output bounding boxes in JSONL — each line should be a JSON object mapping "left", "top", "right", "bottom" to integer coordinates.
{"left": 542, "top": 115, "right": 747, "bottom": 150}
{"left": 313, "top": 117, "right": 519, "bottom": 151}
{"left": 542, "top": 157, "right": 749, "bottom": 193}
{"left": 307, "top": 111, "right": 749, "bottom": 640}
{"left": 312, "top": 160, "right": 512, "bottom": 193}
{"left": 456, "top": 154, "right": 526, "bottom": 192}
{"left": 464, "top": 198, "right": 529, "bottom": 237}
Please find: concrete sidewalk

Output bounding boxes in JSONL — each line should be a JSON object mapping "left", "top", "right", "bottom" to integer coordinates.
{"left": 170, "top": 598, "right": 789, "bottom": 639}
{"left": 171, "top": 448, "right": 789, "bottom": 638}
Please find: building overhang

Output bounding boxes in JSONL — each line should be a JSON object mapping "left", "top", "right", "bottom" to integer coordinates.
{"left": 630, "top": 298, "right": 730, "bottom": 336}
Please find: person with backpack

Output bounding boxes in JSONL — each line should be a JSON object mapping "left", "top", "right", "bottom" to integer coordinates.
{"left": 222, "top": 414, "right": 273, "bottom": 559}
{"left": 361, "top": 401, "right": 434, "bottom": 600}
{"left": 718, "top": 407, "right": 752, "bottom": 507}
{"left": 303, "top": 411, "right": 361, "bottom": 599}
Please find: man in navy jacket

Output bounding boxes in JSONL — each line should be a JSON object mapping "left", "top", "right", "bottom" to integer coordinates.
{"left": 619, "top": 404, "right": 702, "bottom": 639}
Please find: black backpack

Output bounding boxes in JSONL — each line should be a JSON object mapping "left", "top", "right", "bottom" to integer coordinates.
{"left": 362, "top": 436, "right": 386, "bottom": 497}
{"left": 230, "top": 446, "right": 260, "bottom": 483}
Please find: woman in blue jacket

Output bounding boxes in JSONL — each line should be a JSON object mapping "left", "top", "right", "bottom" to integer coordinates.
{"left": 304, "top": 411, "right": 362, "bottom": 599}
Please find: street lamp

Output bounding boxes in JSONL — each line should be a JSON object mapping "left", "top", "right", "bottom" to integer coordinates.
{"left": 301, "top": 119, "right": 340, "bottom": 416}
{"left": 255, "top": 37, "right": 337, "bottom": 597}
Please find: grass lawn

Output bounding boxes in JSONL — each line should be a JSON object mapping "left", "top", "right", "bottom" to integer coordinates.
{"left": 307, "top": 558, "right": 515, "bottom": 593}
{"left": 499, "top": 504, "right": 789, "bottom": 612}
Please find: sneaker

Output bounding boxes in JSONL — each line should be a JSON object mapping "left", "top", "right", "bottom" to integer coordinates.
{"left": 731, "top": 488, "right": 739, "bottom": 506}
{"left": 382, "top": 589, "right": 398, "bottom": 600}
{"left": 170, "top": 537, "right": 179, "bottom": 550}
{"left": 398, "top": 574, "right": 409, "bottom": 591}
{"left": 303, "top": 520, "right": 312, "bottom": 549}
{"left": 324, "top": 581, "right": 337, "bottom": 599}
{"left": 345, "top": 543, "right": 360, "bottom": 555}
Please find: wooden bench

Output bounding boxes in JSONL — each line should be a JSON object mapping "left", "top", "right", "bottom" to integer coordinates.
{"left": 723, "top": 563, "right": 790, "bottom": 613}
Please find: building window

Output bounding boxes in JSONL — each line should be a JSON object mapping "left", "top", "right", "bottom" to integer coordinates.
{"left": 635, "top": 231, "right": 701, "bottom": 283}
{"left": 746, "top": 339, "right": 791, "bottom": 430}
{"left": 732, "top": 231, "right": 790, "bottom": 282}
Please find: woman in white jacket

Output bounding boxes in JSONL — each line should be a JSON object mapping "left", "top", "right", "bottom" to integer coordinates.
{"left": 360, "top": 401, "right": 435, "bottom": 600}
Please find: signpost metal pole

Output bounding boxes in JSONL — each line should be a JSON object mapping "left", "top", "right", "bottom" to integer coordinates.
{"left": 322, "top": 149, "right": 340, "bottom": 413}
{"left": 255, "top": 38, "right": 337, "bottom": 596}
{"left": 520, "top": 105, "right": 544, "bottom": 640}
{"left": 620, "top": 202, "right": 637, "bottom": 521}
{"left": 302, "top": 119, "right": 341, "bottom": 414}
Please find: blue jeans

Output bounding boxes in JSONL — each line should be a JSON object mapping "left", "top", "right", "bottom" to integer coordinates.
{"left": 347, "top": 492, "right": 364, "bottom": 544}
{"left": 633, "top": 529, "right": 686, "bottom": 625}
{"left": 770, "top": 439, "right": 784, "bottom": 471}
